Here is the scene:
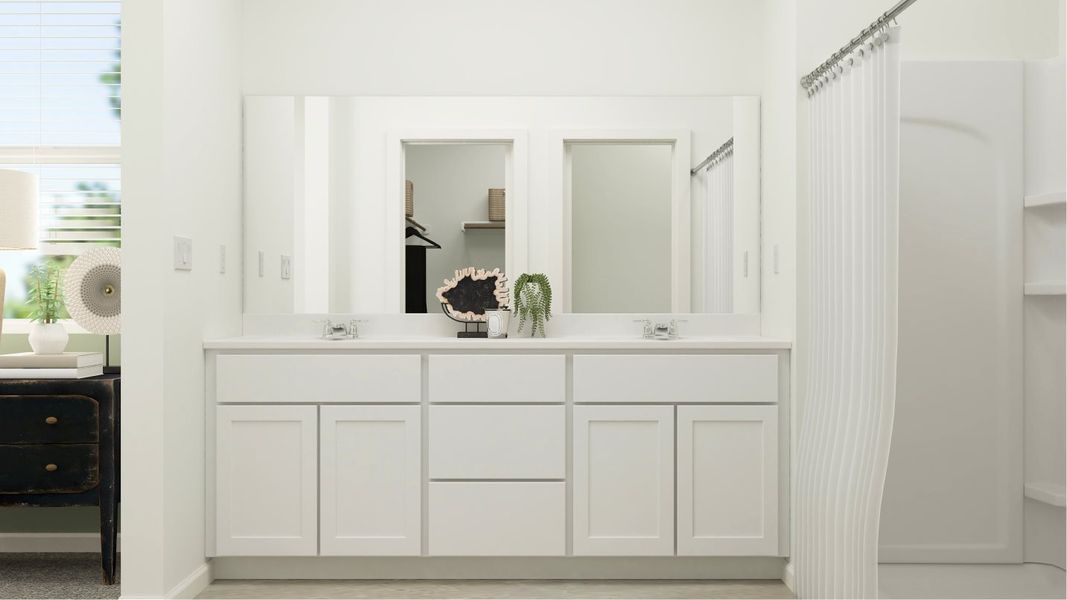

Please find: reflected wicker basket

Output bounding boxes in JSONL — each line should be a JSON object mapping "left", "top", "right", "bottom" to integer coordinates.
{"left": 488, "top": 188, "right": 505, "bottom": 222}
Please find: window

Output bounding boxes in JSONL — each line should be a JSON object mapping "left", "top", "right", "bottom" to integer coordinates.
{"left": 0, "top": 1, "right": 120, "bottom": 319}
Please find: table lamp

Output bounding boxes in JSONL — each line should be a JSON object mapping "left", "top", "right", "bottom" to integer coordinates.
{"left": 0, "top": 169, "right": 39, "bottom": 339}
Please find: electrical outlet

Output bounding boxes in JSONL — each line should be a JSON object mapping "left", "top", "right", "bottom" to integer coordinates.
{"left": 281, "top": 255, "right": 292, "bottom": 280}
{"left": 258, "top": 250, "right": 265, "bottom": 277}
{"left": 173, "top": 236, "right": 192, "bottom": 271}
{"left": 219, "top": 244, "right": 226, "bottom": 274}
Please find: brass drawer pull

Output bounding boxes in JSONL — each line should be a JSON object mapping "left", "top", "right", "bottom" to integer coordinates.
{"left": 44, "top": 464, "right": 58, "bottom": 472}
{"left": 45, "top": 416, "right": 58, "bottom": 425}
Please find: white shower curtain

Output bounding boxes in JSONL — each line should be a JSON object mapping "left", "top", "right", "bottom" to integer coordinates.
{"left": 703, "top": 149, "right": 734, "bottom": 313}
{"left": 796, "top": 27, "right": 901, "bottom": 599}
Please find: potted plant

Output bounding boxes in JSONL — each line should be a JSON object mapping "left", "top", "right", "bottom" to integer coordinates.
{"left": 513, "top": 273, "right": 552, "bottom": 337}
{"left": 27, "top": 263, "right": 68, "bottom": 355}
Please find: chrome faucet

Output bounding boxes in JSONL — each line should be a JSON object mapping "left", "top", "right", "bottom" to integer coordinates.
{"left": 319, "top": 319, "right": 363, "bottom": 340}
{"left": 634, "top": 318, "right": 686, "bottom": 340}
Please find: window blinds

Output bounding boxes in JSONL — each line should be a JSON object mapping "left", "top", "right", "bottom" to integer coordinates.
{"left": 0, "top": 1, "right": 120, "bottom": 254}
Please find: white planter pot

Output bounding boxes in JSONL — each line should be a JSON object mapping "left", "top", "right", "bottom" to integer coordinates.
{"left": 28, "top": 322, "right": 69, "bottom": 355}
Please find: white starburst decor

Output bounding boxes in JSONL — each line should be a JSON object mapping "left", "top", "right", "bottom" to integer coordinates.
{"left": 64, "top": 247, "right": 121, "bottom": 335}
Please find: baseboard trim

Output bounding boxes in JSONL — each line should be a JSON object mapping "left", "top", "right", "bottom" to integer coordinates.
{"left": 782, "top": 561, "right": 795, "bottom": 592}
{"left": 0, "top": 532, "right": 120, "bottom": 553}
{"left": 212, "top": 557, "right": 787, "bottom": 580}
{"left": 166, "top": 562, "right": 212, "bottom": 599}
{"left": 879, "top": 542, "right": 1018, "bottom": 563}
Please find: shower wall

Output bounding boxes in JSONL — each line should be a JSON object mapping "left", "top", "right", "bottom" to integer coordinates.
{"left": 879, "top": 61, "right": 1025, "bottom": 563}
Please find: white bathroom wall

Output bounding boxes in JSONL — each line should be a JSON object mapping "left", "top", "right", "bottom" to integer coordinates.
{"left": 122, "top": 0, "right": 244, "bottom": 597}
{"left": 405, "top": 144, "right": 507, "bottom": 311}
{"left": 241, "top": 0, "right": 766, "bottom": 97}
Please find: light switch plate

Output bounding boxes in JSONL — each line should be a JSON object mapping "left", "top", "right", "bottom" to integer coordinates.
{"left": 173, "top": 236, "right": 192, "bottom": 271}
{"left": 280, "top": 255, "right": 292, "bottom": 280}
{"left": 219, "top": 244, "right": 226, "bottom": 274}
{"left": 258, "top": 250, "right": 265, "bottom": 277}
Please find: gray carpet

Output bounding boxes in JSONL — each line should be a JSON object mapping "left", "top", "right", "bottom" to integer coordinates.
{"left": 0, "top": 553, "right": 119, "bottom": 599}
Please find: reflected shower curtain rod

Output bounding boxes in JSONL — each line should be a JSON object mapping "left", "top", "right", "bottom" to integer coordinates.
{"left": 800, "top": 0, "right": 919, "bottom": 91}
{"left": 690, "top": 137, "right": 733, "bottom": 175}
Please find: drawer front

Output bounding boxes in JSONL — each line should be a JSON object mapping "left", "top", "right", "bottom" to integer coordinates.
{"left": 428, "top": 482, "right": 565, "bottom": 555}
{"left": 217, "top": 354, "right": 421, "bottom": 403}
{"left": 429, "top": 405, "right": 565, "bottom": 479}
{"left": 573, "top": 354, "right": 778, "bottom": 404}
{"left": 428, "top": 355, "right": 565, "bottom": 403}
{"left": 0, "top": 395, "right": 98, "bottom": 444}
{"left": 0, "top": 444, "right": 99, "bottom": 494}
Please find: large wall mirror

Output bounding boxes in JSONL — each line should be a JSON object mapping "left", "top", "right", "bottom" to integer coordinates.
{"left": 243, "top": 96, "right": 760, "bottom": 315}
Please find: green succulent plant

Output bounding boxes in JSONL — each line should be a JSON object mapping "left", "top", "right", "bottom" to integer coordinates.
{"left": 513, "top": 273, "right": 552, "bottom": 337}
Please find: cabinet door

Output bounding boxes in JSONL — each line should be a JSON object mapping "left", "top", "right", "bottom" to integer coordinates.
{"left": 677, "top": 405, "right": 778, "bottom": 556}
{"left": 573, "top": 405, "right": 674, "bottom": 555}
{"left": 216, "top": 405, "right": 317, "bottom": 556}
{"left": 320, "top": 405, "right": 421, "bottom": 555}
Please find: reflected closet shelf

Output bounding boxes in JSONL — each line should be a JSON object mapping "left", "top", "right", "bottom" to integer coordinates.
{"left": 462, "top": 221, "right": 505, "bottom": 231}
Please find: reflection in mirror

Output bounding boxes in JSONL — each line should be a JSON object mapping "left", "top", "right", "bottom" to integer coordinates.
{"left": 564, "top": 99, "right": 760, "bottom": 314}
{"left": 569, "top": 144, "right": 673, "bottom": 313}
{"left": 403, "top": 144, "right": 507, "bottom": 314}
{"left": 242, "top": 96, "right": 760, "bottom": 315}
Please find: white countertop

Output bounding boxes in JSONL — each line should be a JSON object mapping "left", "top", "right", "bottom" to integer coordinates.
{"left": 203, "top": 335, "right": 792, "bottom": 351}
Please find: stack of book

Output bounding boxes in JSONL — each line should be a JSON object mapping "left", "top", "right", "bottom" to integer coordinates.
{"left": 0, "top": 352, "right": 105, "bottom": 379}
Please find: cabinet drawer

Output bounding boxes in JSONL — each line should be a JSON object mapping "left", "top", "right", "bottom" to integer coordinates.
{"left": 428, "top": 355, "right": 564, "bottom": 403}
{"left": 0, "top": 444, "right": 99, "bottom": 494}
{"left": 0, "top": 395, "right": 98, "bottom": 444}
{"left": 217, "top": 354, "right": 420, "bottom": 403}
{"left": 573, "top": 355, "right": 778, "bottom": 404}
{"left": 428, "top": 482, "right": 565, "bottom": 555}
{"left": 429, "top": 405, "right": 565, "bottom": 479}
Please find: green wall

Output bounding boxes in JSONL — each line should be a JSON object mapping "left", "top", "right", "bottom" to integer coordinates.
{"left": 0, "top": 332, "right": 120, "bottom": 533}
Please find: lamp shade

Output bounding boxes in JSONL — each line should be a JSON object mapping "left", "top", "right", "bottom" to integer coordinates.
{"left": 0, "top": 169, "right": 38, "bottom": 250}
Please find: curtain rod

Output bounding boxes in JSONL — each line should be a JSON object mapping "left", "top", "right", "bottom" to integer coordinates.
{"left": 690, "top": 137, "right": 733, "bottom": 175}
{"left": 800, "top": 0, "right": 918, "bottom": 91}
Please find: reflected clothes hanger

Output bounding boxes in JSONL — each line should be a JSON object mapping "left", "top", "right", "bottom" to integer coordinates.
{"left": 405, "top": 226, "right": 441, "bottom": 249}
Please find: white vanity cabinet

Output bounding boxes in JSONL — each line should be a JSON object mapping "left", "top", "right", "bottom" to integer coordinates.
{"left": 573, "top": 405, "right": 676, "bottom": 555}
{"left": 320, "top": 405, "right": 421, "bottom": 556}
{"left": 573, "top": 404, "right": 780, "bottom": 557}
{"left": 677, "top": 405, "right": 778, "bottom": 556}
{"left": 207, "top": 343, "right": 789, "bottom": 564}
{"left": 215, "top": 405, "right": 318, "bottom": 556}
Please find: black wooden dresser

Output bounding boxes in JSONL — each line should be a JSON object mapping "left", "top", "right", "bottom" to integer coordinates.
{"left": 0, "top": 375, "right": 119, "bottom": 585}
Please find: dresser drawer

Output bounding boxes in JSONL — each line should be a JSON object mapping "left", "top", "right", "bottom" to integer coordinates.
{"left": 573, "top": 355, "right": 779, "bottom": 404}
{"left": 428, "top": 355, "right": 565, "bottom": 403}
{"left": 428, "top": 482, "right": 565, "bottom": 556}
{"left": 216, "top": 354, "right": 421, "bottom": 403}
{"left": 429, "top": 405, "right": 565, "bottom": 479}
{"left": 0, "top": 444, "right": 99, "bottom": 494}
{"left": 0, "top": 395, "right": 98, "bottom": 444}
